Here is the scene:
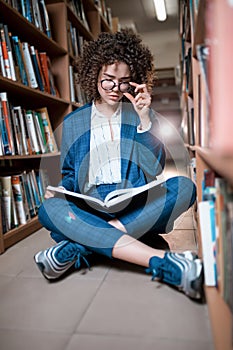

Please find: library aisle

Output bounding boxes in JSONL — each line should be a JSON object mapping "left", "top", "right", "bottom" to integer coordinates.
{"left": 0, "top": 166, "right": 214, "bottom": 350}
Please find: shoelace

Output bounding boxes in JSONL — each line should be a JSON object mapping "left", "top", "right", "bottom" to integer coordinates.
{"left": 74, "top": 250, "right": 92, "bottom": 269}
{"left": 58, "top": 244, "right": 92, "bottom": 269}
{"left": 146, "top": 254, "right": 180, "bottom": 283}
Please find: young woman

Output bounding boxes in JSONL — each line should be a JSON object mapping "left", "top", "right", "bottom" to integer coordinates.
{"left": 34, "top": 29, "right": 203, "bottom": 300}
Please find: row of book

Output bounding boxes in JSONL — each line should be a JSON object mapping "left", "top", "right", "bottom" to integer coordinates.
{"left": 67, "top": 20, "right": 85, "bottom": 57}
{"left": 0, "top": 169, "right": 49, "bottom": 233}
{"left": 198, "top": 169, "right": 233, "bottom": 313}
{"left": 4, "top": 0, "right": 52, "bottom": 38}
{"left": 69, "top": 65, "right": 88, "bottom": 105}
{"left": 67, "top": 0, "right": 90, "bottom": 32}
{"left": 0, "top": 22, "right": 59, "bottom": 96}
{"left": 0, "top": 92, "right": 58, "bottom": 156}
{"left": 94, "top": 0, "right": 113, "bottom": 30}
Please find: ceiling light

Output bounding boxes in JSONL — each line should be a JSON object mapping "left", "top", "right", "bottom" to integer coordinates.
{"left": 153, "top": 0, "right": 167, "bottom": 21}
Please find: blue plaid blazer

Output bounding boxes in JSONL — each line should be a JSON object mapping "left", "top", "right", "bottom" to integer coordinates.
{"left": 59, "top": 102, "right": 166, "bottom": 200}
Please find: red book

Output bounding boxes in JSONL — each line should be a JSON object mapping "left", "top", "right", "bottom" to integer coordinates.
{"left": 0, "top": 92, "right": 14, "bottom": 154}
{"left": 38, "top": 52, "right": 50, "bottom": 93}
{"left": 0, "top": 24, "right": 11, "bottom": 79}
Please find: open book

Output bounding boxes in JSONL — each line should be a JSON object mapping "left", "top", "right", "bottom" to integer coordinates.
{"left": 47, "top": 177, "right": 165, "bottom": 212}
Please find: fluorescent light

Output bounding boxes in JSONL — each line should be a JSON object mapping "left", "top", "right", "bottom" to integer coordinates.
{"left": 153, "top": 0, "right": 167, "bottom": 21}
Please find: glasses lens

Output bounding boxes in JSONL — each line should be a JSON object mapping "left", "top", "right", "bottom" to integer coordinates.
{"left": 101, "top": 80, "right": 115, "bottom": 91}
{"left": 119, "top": 82, "right": 130, "bottom": 93}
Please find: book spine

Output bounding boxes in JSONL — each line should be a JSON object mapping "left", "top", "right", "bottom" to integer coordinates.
{"left": 0, "top": 92, "right": 14, "bottom": 155}
{"left": 0, "top": 39, "right": 6, "bottom": 77}
{"left": 20, "top": 0, "right": 26, "bottom": 18}
{"left": 25, "top": 172, "right": 37, "bottom": 218}
{"left": 198, "top": 200, "right": 217, "bottom": 286}
{"left": 10, "top": 190, "right": 19, "bottom": 229}
{"left": 11, "top": 175, "right": 27, "bottom": 225}
{"left": 11, "top": 36, "right": 28, "bottom": 86}
{"left": 39, "top": 0, "right": 51, "bottom": 38}
{"left": 0, "top": 24, "right": 11, "bottom": 79}
{"left": 31, "top": 0, "right": 43, "bottom": 31}
{"left": 33, "top": 111, "right": 46, "bottom": 153}
{"left": 24, "top": 110, "right": 41, "bottom": 154}
{"left": 37, "top": 107, "right": 58, "bottom": 153}
{"left": 21, "top": 42, "right": 38, "bottom": 89}
{"left": 0, "top": 100, "right": 11, "bottom": 155}
{"left": 0, "top": 176, "right": 12, "bottom": 232}
{"left": 19, "top": 173, "right": 30, "bottom": 220}
{"left": 69, "top": 65, "right": 75, "bottom": 102}
{"left": 24, "top": 0, "right": 33, "bottom": 22}
{"left": 29, "top": 170, "right": 41, "bottom": 211}
{"left": 3, "top": 24, "right": 16, "bottom": 81}
{"left": 38, "top": 52, "right": 50, "bottom": 93}
{"left": 30, "top": 46, "right": 44, "bottom": 91}
{"left": 13, "top": 106, "right": 29, "bottom": 155}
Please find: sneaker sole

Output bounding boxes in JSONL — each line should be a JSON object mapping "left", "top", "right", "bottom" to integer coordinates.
{"left": 34, "top": 253, "right": 55, "bottom": 280}
{"left": 34, "top": 252, "right": 74, "bottom": 280}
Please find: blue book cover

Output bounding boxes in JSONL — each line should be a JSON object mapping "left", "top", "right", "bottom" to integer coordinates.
{"left": 11, "top": 36, "right": 28, "bottom": 86}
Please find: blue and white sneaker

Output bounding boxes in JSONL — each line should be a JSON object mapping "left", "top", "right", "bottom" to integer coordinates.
{"left": 34, "top": 240, "right": 92, "bottom": 280}
{"left": 146, "top": 251, "right": 204, "bottom": 300}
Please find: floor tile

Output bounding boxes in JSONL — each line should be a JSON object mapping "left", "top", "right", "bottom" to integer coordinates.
{"left": 0, "top": 329, "right": 70, "bottom": 350}
{"left": 0, "top": 276, "right": 102, "bottom": 333}
{"left": 76, "top": 278, "right": 212, "bottom": 343}
{"left": 65, "top": 333, "right": 213, "bottom": 350}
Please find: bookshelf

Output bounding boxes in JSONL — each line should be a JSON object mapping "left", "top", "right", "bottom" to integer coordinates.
{"left": 179, "top": 1, "right": 233, "bottom": 349}
{"left": 0, "top": 0, "right": 114, "bottom": 253}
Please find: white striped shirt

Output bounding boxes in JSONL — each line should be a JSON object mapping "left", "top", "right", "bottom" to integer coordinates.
{"left": 88, "top": 102, "right": 122, "bottom": 185}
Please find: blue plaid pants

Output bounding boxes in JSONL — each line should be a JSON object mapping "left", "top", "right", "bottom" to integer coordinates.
{"left": 38, "top": 176, "right": 196, "bottom": 258}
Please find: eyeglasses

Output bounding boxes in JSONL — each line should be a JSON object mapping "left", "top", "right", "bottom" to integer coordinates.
{"left": 100, "top": 79, "right": 130, "bottom": 93}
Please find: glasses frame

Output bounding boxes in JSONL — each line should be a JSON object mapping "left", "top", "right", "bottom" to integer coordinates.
{"left": 100, "top": 79, "right": 130, "bottom": 93}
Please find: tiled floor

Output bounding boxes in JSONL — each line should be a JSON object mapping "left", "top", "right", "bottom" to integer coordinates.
{"left": 0, "top": 165, "right": 214, "bottom": 350}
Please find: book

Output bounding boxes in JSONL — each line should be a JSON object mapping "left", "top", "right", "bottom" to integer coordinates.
{"left": 0, "top": 38, "right": 6, "bottom": 77}
{"left": 30, "top": 45, "right": 44, "bottom": 92}
{"left": 21, "top": 171, "right": 36, "bottom": 218}
{"left": 11, "top": 35, "right": 28, "bottom": 86}
{"left": 0, "top": 92, "right": 14, "bottom": 155}
{"left": 39, "top": 0, "right": 52, "bottom": 38}
{"left": 31, "top": 0, "right": 43, "bottom": 31}
{"left": 21, "top": 42, "right": 38, "bottom": 89}
{"left": 38, "top": 52, "right": 50, "bottom": 93}
{"left": 24, "top": 109, "right": 41, "bottom": 154}
{"left": 13, "top": 106, "right": 29, "bottom": 155}
{"left": 47, "top": 177, "right": 165, "bottom": 212}
{"left": 11, "top": 175, "right": 27, "bottom": 225}
{"left": 33, "top": 111, "right": 47, "bottom": 153}
{"left": 3, "top": 24, "right": 16, "bottom": 81}
{"left": 0, "top": 176, "right": 12, "bottom": 231}
{"left": 36, "top": 107, "right": 58, "bottom": 153}
{"left": 0, "top": 23, "right": 11, "bottom": 79}
{"left": 198, "top": 200, "right": 217, "bottom": 286}
{"left": 0, "top": 99, "right": 11, "bottom": 155}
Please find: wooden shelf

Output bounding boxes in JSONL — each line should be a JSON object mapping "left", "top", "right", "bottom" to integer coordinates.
{"left": 0, "top": 217, "right": 42, "bottom": 254}
{"left": 0, "top": 0, "right": 115, "bottom": 253}
{"left": 205, "top": 287, "right": 232, "bottom": 350}
{"left": 194, "top": 147, "right": 233, "bottom": 186}
{"left": 179, "top": 1, "right": 233, "bottom": 348}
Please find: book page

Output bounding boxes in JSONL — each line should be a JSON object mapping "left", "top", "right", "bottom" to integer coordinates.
{"left": 104, "top": 176, "right": 165, "bottom": 204}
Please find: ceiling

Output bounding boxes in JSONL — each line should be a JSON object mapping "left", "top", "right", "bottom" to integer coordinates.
{"left": 105, "top": 0, "right": 180, "bottom": 70}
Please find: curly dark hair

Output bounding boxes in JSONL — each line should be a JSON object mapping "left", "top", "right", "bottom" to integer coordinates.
{"left": 74, "top": 29, "right": 156, "bottom": 101}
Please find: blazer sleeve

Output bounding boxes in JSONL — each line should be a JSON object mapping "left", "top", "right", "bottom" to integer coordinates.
{"left": 135, "top": 112, "right": 166, "bottom": 180}
{"left": 58, "top": 116, "right": 76, "bottom": 191}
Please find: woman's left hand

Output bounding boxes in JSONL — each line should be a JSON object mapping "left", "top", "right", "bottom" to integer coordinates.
{"left": 123, "top": 82, "right": 152, "bottom": 130}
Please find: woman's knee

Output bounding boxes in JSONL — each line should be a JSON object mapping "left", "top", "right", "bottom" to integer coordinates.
{"left": 166, "top": 176, "right": 196, "bottom": 205}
